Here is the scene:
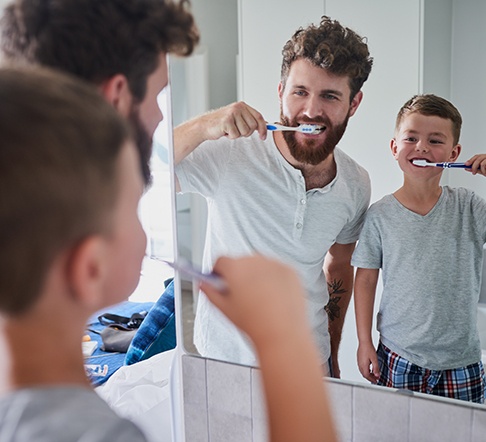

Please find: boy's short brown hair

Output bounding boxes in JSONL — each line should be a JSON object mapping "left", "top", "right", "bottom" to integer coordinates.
{"left": 0, "top": 66, "right": 131, "bottom": 315}
{"left": 280, "top": 16, "right": 373, "bottom": 100}
{"left": 395, "top": 94, "right": 462, "bottom": 145}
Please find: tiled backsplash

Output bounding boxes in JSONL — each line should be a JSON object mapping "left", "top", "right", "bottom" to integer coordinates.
{"left": 182, "top": 354, "right": 486, "bottom": 442}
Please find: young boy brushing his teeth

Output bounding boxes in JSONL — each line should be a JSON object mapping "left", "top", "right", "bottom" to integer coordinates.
{"left": 352, "top": 94, "right": 486, "bottom": 403}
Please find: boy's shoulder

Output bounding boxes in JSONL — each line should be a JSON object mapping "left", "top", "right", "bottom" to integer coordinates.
{"left": 0, "top": 387, "right": 146, "bottom": 442}
{"left": 368, "top": 194, "right": 395, "bottom": 212}
{"left": 443, "top": 185, "right": 486, "bottom": 206}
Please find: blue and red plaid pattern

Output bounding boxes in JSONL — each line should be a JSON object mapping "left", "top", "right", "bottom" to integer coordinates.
{"left": 377, "top": 342, "right": 486, "bottom": 404}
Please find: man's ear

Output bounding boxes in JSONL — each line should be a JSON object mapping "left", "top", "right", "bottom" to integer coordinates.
{"left": 278, "top": 81, "right": 284, "bottom": 101}
{"left": 390, "top": 138, "right": 399, "bottom": 159}
{"left": 450, "top": 143, "right": 461, "bottom": 162}
{"left": 99, "top": 74, "right": 133, "bottom": 118}
{"left": 349, "top": 90, "right": 363, "bottom": 118}
{"left": 67, "top": 236, "right": 108, "bottom": 310}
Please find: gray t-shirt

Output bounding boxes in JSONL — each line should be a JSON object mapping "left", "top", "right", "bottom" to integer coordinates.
{"left": 352, "top": 187, "right": 486, "bottom": 369}
{"left": 176, "top": 132, "right": 370, "bottom": 365}
{"left": 0, "top": 387, "right": 147, "bottom": 442}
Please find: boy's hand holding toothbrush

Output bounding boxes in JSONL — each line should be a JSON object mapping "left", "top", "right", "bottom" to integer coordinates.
{"left": 412, "top": 153, "right": 486, "bottom": 176}
{"left": 464, "top": 154, "right": 486, "bottom": 176}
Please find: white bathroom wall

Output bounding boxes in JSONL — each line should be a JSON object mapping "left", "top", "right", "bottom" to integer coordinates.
{"left": 238, "top": 0, "right": 324, "bottom": 122}
{"left": 190, "top": 0, "right": 238, "bottom": 110}
{"left": 182, "top": 354, "right": 486, "bottom": 442}
{"left": 448, "top": 0, "right": 486, "bottom": 199}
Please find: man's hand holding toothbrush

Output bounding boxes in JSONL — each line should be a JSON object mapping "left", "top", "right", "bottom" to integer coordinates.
{"left": 173, "top": 101, "right": 268, "bottom": 165}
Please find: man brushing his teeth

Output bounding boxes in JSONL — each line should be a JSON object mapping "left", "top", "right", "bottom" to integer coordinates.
{"left": 174, "top": 16, "right": 373, "bottom": 378}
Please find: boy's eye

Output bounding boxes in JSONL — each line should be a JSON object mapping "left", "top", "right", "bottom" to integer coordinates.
{"left": 404, "top": 137, "right": 416, "bottom": 142}
{"left": 430, "top": 139, "right": 444, "bottom": 145}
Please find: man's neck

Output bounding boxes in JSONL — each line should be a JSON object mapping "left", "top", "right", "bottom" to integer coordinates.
{"left": 273, "top": 132, "right": 337, "bottom": 190}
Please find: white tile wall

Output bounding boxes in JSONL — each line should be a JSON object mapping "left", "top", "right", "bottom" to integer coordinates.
{"left": 182, "top": 355, "right": 209, "bottom": 442}
{"left": 182, "top": 355, "right": 486, "bottom": 442}
{"left": 354, "top": 384, "right": 410, "bottom": 442}
{"left": 326, "top": 379, "right": 353, "bottom": 442}
{"left": 472, "top": 408, "right": 486, "bottom": 442}
{"left": 410, "top": 395, "right": 473, "bottom": 442}
{"left": 250, "top": 369, "right": 269, "bottom": 442}
{"left": 206, "top": 359, "right": 252, "bottom": 441}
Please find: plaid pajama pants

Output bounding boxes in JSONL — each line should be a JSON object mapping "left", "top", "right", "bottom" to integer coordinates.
{"left": 377, "top": 342, "right": 486, "bottom": 404}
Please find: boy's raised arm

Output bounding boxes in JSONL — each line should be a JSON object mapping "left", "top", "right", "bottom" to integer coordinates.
{"left": 201, "top": 255, "right": 338, "bottom": 442}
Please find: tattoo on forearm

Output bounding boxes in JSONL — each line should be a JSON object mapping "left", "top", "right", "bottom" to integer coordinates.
{"left": 325, "top": 279, "right": 346, "bottom": 322}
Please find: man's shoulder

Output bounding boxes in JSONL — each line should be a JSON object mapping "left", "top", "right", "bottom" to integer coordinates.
{"left": 335, "top": 148, "right": 369, "bottom": 181}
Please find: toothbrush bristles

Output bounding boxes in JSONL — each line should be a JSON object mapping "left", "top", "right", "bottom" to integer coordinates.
{"left": 299, "top": 124, "right": 323, "bottom": 134}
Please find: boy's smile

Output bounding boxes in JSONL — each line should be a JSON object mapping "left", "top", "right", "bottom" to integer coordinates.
{"left": 391, "top": 113, "right": 461, "bottom": 175}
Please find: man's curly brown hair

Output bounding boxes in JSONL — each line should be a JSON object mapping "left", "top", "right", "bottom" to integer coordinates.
{"left": 281, "top": 16, "right": 373, "bottom": 101}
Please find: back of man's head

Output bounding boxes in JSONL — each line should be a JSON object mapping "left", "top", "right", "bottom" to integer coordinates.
{"left": 0, "top": 0, "right": 200, "bottom": 184}
{"left": 0, "top": 0, "right": 198, "bottom": 101}
{"left": 0, "top": 66, "right": 131, "bottom": 316}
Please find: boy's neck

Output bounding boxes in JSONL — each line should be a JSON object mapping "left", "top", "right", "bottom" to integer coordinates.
{"left": 393, "top": 178, "right": 443, "bottom": 216}
{"left": 0, "top": 314, "right": 91, "bottom": 395}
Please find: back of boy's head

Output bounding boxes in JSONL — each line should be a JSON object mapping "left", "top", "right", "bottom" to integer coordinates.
{"left": 395, "top": 94, "right": 462, "bottom": 145}
{"left": 0, "top": 66, "right": 131, "bottom": 316}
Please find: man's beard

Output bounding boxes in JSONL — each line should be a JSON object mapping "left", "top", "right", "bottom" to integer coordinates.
{"left": 129, "top": 105, "right": 153, "bottom": 186}
{"left": 280, "top": 112, "right": 350, "bottom": 166}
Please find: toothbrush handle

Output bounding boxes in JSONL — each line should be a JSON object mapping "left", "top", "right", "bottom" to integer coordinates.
{"left": 442, "top": 162, "right": 472, "bottom": 169}
{"left": 266, "top": 123, "right": 294, "bottom": 131}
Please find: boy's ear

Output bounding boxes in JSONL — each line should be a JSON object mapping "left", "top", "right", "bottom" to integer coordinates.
{"left": 449, "top": 143, "right": 461, "bottom": 162}
{"left": 390, "top": 138, "right": 399, "bottom": 159}
{"left": 99, "top": 74, "right": 133, "bottom": 118}
{"left": 67, "top": 236, "right": 108, "bottom": 310}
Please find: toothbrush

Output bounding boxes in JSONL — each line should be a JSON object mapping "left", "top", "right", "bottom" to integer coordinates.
{"left": 412, "top": 159, "right": 472, "bottom": 169}
{"left": 266, "top": 123, "right": 322, "bottom": 135}
{"left": 149, "top": 256, "right": 228, "bottom": 292}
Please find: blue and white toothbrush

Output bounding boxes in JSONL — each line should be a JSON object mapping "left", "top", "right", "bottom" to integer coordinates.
{"left": 266, "top": 123, "right": 323, "bottom": 135}
{"left": 412, "top": 159, "right": 472, "bottom": 169}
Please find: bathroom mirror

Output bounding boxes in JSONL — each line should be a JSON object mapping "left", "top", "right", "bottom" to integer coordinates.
{"left": 172, "top": 0, "right": 486, "bottom": 404}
